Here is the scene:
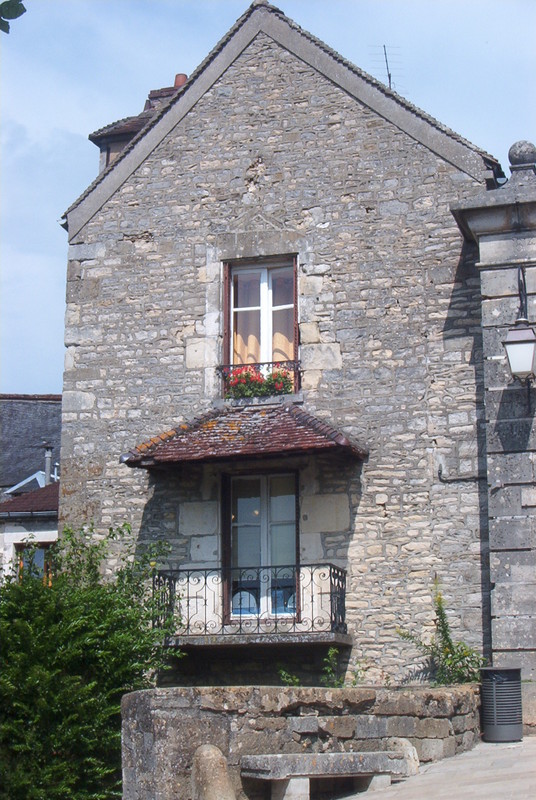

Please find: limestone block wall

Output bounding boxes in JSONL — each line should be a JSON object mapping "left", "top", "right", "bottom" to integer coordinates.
{"left": 61, "top": 32, "right": 492, "bottom": 679}
{"left": 480, "top": 264, "right": 536, "bottom": 681}
{"left": 121, "top": 685, "right": 480, "bottom": 800}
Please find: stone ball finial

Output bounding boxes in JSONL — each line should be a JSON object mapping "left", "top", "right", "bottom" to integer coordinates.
{"left": 508, "top": 140, "right": 536, "bottom": 167}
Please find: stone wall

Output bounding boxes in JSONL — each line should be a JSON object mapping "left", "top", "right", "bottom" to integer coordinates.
{"left": 451, "top": 152, "right": 536, "bottom": 686}
{"left": 121, "top": 685, "right": 480, "bottom": 800}
{"left": 61, "top": 29, "right": 492, "bottom": 680}
{"left": 480, "top": 267, "right": 536, "bottom": 683}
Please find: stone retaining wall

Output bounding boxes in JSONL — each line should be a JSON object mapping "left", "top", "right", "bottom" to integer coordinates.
{"left": 122, "top": 685, "right": 480, "bottom": 800}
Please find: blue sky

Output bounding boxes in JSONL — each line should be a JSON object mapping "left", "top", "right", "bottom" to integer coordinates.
{"left": 1, "top": 0, "right": 535, "bottom": 394}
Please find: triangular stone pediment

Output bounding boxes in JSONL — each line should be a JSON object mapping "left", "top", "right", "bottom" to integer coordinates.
{"left": 233, "top": 211, "right": 287, "bottom": 232}
{"left": 64, "top": 1, "right": 497, "bottom": 240}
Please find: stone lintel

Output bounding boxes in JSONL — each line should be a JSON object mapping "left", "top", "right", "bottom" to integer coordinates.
{"left": 452, "top": 200, "right": 536, "bottom": 245}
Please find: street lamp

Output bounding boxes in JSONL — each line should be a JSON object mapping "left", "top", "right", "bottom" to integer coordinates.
{"left": 502, "top": 266, "right": 536, "bottom": 410}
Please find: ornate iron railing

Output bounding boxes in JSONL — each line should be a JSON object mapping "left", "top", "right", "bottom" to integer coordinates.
{"left": 219, "top": 361, "right": 301, "bottom": 399}
{"left": 153, "top": 563, "right": 346, "bottom": 637}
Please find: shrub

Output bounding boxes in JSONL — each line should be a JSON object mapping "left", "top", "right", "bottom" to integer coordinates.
{"left": 320, "top": 646, "right": 345, "bottom": 688}
{"left": 277, "top": 665, "right": 301, "bottom": 686}
{"left": 0, "top": 525, "right": 171, "bottom": 800}
{"left": 397, "top": 583, "right": 485, "bottom": 685}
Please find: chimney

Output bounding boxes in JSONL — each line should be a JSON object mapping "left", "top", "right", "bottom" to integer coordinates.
{"left": 174, "top": 73, "right": 188, "bottom": 88}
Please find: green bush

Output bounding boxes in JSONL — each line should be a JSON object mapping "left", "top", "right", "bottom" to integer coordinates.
{"left": 397, "top": 583, "right": 485, "bottom": 685}
{"left": 320, "top": 646, "right": 345, "bottom": 688}
{"left": 277, "top": 665, "right": 301, "bottom": 686}
{"left": 0, "top": 525, "right": 171, "bottom": 800}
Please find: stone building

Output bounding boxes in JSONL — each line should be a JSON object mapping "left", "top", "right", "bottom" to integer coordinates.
{"left": 60, "top": 1, "right": 535, "bottom": 690}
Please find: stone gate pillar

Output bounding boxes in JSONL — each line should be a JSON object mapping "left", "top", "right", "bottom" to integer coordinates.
{"left": 452, "top": 142, "right": 536, "bottom": 701}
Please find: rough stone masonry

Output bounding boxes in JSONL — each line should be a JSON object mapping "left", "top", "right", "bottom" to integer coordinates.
{"left": 60, "top": 2, "right": 510, "bottom": 685}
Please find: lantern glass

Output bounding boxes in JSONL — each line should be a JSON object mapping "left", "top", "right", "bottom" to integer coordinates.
{"left": 503, "top": 325, "right": 536, "bottom": 382}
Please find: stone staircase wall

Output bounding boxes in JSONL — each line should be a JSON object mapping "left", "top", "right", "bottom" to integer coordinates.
{"left": 122, "top": 685, "right": 480, "bottom": 800}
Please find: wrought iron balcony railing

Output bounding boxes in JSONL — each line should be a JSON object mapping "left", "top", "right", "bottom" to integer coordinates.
{"left": 153, "top": 563, "right": 346, "bottom": 637}
{"left": 219, "top": 361, "right": 301, "bottom": 399}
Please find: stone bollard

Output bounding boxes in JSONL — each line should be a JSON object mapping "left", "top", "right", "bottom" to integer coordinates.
{"left": 386, "top": 737, "right": 420, "bottom": 775}
{"left": 191, "top": 744, "right": 237, "bottom": 800}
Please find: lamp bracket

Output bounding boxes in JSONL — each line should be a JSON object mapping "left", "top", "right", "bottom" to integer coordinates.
{"left": 517, "top": 265, "right": 528, "bottom": 322}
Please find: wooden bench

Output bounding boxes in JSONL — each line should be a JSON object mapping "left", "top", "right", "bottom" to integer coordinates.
{"left": 241, "top": 749, "right": 419, "bottom": 799}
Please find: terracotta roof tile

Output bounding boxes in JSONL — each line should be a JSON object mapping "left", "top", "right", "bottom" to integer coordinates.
{"left": 0, "top": 482, "right": 59, "bottom": 515}
{"left": 122, "top": 405, "right": 367, "bottom": 468}
{"left": 88, "top": 85, "right": 180, "bottom": 144}
{"left": 88, "top": 111, "right": 153, "bottom": 143}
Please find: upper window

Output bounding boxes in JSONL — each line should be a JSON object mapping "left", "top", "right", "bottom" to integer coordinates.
{"left": 223, "top": 257, "right": 299, "bottom": 397}
{"left": 232, "top": 264, "right": 294, "bottom": 364}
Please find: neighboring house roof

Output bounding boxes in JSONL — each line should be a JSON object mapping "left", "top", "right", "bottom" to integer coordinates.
{"left": 89, "top": 111, "right": 154, "bottom": 144}
{"left": 88, "top": 85, "right": 180, "bottom": 145}
{"left": 63, "top": 0, "right": 503, "bottom": 240}
{"left": 0, "top": 482, "right": 59, "bottom": 516}
{"left": 0, "top": 395, "right": 62, "bottom": 492}
{"left": 121, "top": 404, "right": 368, "bottom": 468}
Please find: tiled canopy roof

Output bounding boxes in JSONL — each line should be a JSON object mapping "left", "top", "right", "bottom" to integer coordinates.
{"left": 0, "top": 482, "right": 59, "bottom": 515}
{"left": 122, "top": 405, "right": 367, "bottom": 468}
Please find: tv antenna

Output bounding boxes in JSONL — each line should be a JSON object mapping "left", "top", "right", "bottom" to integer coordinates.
{"left": 368, "top": 45, "right": 404, "bottom": 93}
{"left": 383, "top": 45, "right": 392, "bottom": 90}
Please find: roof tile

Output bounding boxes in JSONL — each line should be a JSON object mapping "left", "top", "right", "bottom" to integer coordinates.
{"left": 123, "top": 404, "right": 367, "bottom": 468}
{"left": 0, "top": 482, "right": 59, "bottom": 514}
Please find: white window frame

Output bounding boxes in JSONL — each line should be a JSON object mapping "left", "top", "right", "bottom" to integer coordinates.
{"left": 230, "top": 263, "right": 294, "bottom": 366}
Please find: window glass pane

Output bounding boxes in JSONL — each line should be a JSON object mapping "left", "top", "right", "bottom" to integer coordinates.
{"left": 271, "top": 267, "right": 293, "bottom": 307}
{"left": 21, "top": 547, "right": 46, "bottom": 575}
{"left": 232, "top": 525, "right": 261, "bottom": 567}
{"left": 233, "top": 310, "right": 261, "bottom": 364}
{"left": 233, "top": 272, "right": 260, "bottom": 309}
{"left": 232, "top": 479, "right": 261, "bottom": 568}
{"left": 269, "top": 476, "right": 296, "bottom": 568}
{"left": 270, "top": 523, "right": 295, "bottom": 566}
{"left": 272, "top": 308, "right": 294, "bottom": 362}
{"left": 232, "top": 479, "right": 261, "bottom": 521}
{"left": 269, "top": 476, "right": 295, "bottom": 521}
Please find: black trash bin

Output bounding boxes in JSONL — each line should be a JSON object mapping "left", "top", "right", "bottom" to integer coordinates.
{"left": 480, "top": 667, "right": 523, "bottom": 742}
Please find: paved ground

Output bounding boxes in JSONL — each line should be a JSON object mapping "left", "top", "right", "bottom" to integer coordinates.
{"left": 370, "top": 737, "right": 536, "bottom": 799}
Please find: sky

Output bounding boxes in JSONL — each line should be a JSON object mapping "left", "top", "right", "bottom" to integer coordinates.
{"left": 1, "top": 0, "right": 535, "bottom": 394}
